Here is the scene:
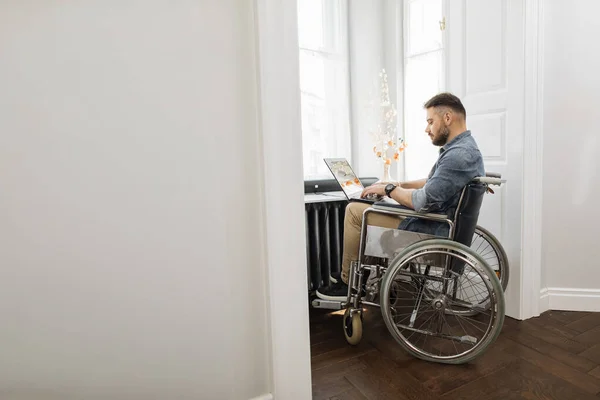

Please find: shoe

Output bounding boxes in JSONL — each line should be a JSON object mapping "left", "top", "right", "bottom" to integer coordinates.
{"left": 316, "top": 281, "right": 349, "bottom": 301}
{"left": 331, "top": 270, "right": 372, "bottom": 285}
{"left": 329, "top": 272, "right": 342, "bottom": 284}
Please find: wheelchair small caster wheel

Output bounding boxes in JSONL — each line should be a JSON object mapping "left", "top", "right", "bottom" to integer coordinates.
{"left": 343, "top": 308, "right": 362, "bottom": 345}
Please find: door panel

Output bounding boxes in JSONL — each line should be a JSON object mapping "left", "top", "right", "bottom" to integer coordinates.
{"left": 445, "top": 0, "right": 524, "bottom": 317}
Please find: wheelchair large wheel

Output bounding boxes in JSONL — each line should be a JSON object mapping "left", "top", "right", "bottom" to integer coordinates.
{"left": 471, "top": 225, "right": 509, "bottom": 291}
{"left": 380, "top": 239, "right": 504, "bottom": 364}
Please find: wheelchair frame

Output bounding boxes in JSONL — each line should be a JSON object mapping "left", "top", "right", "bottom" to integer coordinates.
{"left": 312, "top": 175, "right": 507, "bottom": 364}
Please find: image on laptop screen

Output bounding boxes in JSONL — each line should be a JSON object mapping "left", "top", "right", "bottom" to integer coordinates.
{"left": 324, "top": 158, "right": 364, "bottom": 199}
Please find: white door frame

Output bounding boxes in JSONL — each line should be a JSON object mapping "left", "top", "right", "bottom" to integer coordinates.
{"left": 521, "top": 0, "right": 545, "bottom": 319}
{"left": 254, "top": 0, "right": 546, "bottom": 396}
{"left": 254, "top": 0, "right": 313, "bottom": 398}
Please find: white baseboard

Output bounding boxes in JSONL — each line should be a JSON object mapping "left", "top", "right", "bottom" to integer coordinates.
{"left": 543, "top": 288, "right": 600, "bottom": 312}
{"left": 249, "top": 394, "right": 273, "bottom": 400}
{"left": 539, "top": 287, "right": 550, "bottom": 313}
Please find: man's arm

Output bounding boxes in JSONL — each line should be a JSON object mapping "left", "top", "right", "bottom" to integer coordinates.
{"left": 361, "top": 178, "right": 427, "bottom": 209}
{"left": 380, "top": 179, "right": 426, "bottom": 208}
{"left": 361, "top": 184, "right": 416, "bottom": 209}
{"left": 389, "top": 186, "right": 415, "bottom": 208}
{"left": 411, "top": 148, "right": 480, "bottom": 213}
{"left": 399, "top": 179, "right": 427, "bottom": 190}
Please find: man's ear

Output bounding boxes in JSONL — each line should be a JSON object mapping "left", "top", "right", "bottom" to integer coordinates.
{"left": 444, "top": 111, "right": 452, "bottom": 125}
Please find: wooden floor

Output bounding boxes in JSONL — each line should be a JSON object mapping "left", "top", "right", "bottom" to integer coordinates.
{"left": 310, "top": 307, "right": 600, "bottom": 399}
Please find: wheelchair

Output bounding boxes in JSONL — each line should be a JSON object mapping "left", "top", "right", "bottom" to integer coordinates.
{"left": 312, "top": 174, "right": 507, "bottom": 364}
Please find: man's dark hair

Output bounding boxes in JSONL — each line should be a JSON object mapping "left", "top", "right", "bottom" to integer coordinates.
{"left": 423, "top": 92, "right": 466, "bottom": 118}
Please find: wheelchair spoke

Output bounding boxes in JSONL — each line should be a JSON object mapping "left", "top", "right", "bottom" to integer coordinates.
{"left": 442, "top": 312, "right": 461, "bottom": 355}
{"left": 415, "top": 313, "right": 433, "bottom": 352}
{"left": 472, "top": 237, "right": 487, "bottom": 254}
{"left": 449, "top": 308, "right": 489, "bottom": 339}
{"left": 392, "top": 288, "right": 434, "bottom": 326}
{"left": 412, "top": 309, "right": 440, "bottom": 341}
{"left": 453, "top": 314, "right": 490, "bottom": 333}
{"left": 452, "top": 271, "right": 490, "bottom": 302}
{"left": 404, "top": 309, "right": 438, "bottom": 343}
{"left": 393, "top": 306, "right": 431, "bottom": 325}
{"left": 479, "top": 247, "right": 497, "bottom": 260}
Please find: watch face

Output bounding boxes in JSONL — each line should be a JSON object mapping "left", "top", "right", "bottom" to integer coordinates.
{"left": 385, "top": 184, "right": 396, "bottom": 196}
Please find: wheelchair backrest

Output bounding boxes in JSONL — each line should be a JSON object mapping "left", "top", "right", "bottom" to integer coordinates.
{"left": 451, "top": 181, "right": 487, "bottom": 247}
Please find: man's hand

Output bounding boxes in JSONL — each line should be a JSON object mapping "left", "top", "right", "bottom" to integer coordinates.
{"left": 361, "top": 183, "right": 387, "bottom": 198}
{"left": 360, "top": 180, "right": 421, "bottom": 208}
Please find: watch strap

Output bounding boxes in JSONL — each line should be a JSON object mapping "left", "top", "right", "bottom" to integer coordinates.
{"left": 385, "top": 184, "right": 397, "bottom": 197}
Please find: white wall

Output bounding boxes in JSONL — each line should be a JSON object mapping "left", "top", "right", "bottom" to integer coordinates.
{"left": 0, "top": 2, "right": 271, "bottom": 399}
{"left": 541, "top": 0, "right": 600, "bottom": 310}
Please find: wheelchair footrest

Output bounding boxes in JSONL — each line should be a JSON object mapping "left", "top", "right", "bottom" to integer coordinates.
{"left": 311, "top": 298, "right": 345, "bottom": 310}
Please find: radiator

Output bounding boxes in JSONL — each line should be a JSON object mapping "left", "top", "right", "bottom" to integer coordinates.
{"left": 305, "top": 199, "right": 348, "bottom": 291}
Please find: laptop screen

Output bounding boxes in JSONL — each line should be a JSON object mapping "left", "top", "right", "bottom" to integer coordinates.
{"left": 324, "top": 158, "right": 364, "bottom": 198}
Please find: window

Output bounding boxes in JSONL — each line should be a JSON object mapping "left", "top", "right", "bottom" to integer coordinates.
{"left": 403, "top": 0, "right": 445, "bottom": 181}
{"left": 297, "top": 0, "right": 351, "bottom": 180}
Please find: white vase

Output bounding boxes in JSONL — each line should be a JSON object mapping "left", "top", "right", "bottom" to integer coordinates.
{"left": 378, "top": 162, "right": 393, "bottom": 184}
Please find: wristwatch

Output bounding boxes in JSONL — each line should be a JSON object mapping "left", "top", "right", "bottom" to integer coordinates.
{"left": 384, "top": 183, "right": 397, "bottom": 197}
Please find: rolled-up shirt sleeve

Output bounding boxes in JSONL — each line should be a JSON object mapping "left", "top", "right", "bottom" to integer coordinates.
{"left": 411, "top": 188, "right": 428, "bottom": 212}
{"left": 412, "top": 148, "right": 481, "bottom": 213}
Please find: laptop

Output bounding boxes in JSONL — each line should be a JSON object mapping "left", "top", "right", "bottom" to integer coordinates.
{"left": 323, "top": 158, "right": 397, "bottom": 205}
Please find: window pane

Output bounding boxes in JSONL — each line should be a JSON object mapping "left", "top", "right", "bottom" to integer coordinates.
{"left": 299, "top": 51, "right": 326, "bottom": 99}
{"left": 299, "top": 53, "right": 351, "bottom": 180}
{"left": 297, "top": 0, "right": 350, "bottom": 180}
{"left": 297, "top": 0, "right": 325, "bottom": 49}
{"left": 407, "top": 0, "right": 443, "bottom": 56}
{"left": 404, "top": 50, "right": 444, "bottom": 181}
{"left": 300, "top": 94, "right": 328, "bottom": 178}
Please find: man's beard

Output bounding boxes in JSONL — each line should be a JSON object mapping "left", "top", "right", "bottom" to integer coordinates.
{"left": 432, "top": 125, "right": 450, "bottom": 146}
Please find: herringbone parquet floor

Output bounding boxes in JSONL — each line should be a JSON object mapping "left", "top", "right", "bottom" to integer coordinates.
{"left": 311, "top": 308, "right": 600, "bottom": 399}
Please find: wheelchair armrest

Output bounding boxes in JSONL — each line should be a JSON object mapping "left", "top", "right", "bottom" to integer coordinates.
{"left": 370, "top": 202, "right": 451, "bottom": 223}
{"left": 485, "top": 172, "right": 502, "bottom": 178}
{"left": 474, "top": 176, "right": 505, "bottom": 186}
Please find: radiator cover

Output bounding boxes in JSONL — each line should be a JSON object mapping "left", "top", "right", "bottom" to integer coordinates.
{"left": 305, "top": 199, "right": 347, "bottom": 291}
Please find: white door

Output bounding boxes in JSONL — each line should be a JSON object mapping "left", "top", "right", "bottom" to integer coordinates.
{"left": 445, "top": 0, "right": 524, "bottom": 318}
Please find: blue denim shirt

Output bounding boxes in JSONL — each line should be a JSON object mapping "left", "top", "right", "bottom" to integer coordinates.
{"left": 398, "top": 130, "right": 485, "bottom": 237}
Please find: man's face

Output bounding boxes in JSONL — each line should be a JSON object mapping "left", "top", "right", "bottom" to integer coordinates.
{"left": 425, "top": 107, "right": 450, "bottom": 146}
